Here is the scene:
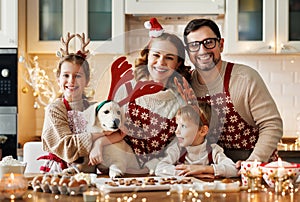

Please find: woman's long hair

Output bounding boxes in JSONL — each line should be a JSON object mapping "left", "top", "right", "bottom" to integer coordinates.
{"left": 134, "top": 33, "right": 191, "bottom": 91}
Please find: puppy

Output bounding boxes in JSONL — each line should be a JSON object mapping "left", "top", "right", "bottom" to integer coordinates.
{"left": 83, "top": 100, "right": 136, "bottom": 178}
{"left": 85, "top": 100, "right": 122, "bottom": 133}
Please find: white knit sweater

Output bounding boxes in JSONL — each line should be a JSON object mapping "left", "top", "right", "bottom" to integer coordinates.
{"left": 155, "top": 139, "right": 238, "bottom": 177}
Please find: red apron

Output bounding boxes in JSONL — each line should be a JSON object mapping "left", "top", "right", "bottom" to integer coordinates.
{"left": 197, "top": 63, "right": 277, "bottom": 162}
{"left": 124, "top": 101, "right": 177, "bottom": 168}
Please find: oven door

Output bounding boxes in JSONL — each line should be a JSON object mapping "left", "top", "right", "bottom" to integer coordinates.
{"left": 0, "top": 48, "right": 18, "bottom": 106}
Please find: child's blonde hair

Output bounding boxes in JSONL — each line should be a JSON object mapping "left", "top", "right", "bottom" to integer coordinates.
{"left": 176, "top": 102, "right": 211, "bottom": 128}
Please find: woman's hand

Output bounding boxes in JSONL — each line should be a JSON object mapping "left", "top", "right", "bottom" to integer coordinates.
{"left": 174, "top": 77, "right": 198, "bottom": 106}
{"left": 104, "top": 130, "right": 126, "bottom": 145}
{"left": 175, "top": 164, "right": 214, "bottom": 178}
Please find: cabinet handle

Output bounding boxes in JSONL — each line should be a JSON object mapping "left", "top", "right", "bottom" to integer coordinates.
{"left": 278, "top": 43, "right": 299, "bottom": 53}
{"left": 280, "top": 44, "right": 286, "bottom": 50}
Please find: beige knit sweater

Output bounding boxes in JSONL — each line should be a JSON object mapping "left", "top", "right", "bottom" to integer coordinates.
{"left": 41, "top": 98, "right": 95, "bottom": 172}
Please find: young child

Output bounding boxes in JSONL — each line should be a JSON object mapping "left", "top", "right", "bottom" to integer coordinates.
{"left": 39, "top": 33, "right": 124, "bottom": 173}
{"left": 155, "top": 103, "right": 238, "bottom": 178}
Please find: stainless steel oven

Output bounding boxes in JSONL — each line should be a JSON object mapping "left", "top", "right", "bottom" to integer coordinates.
{"left": 0, "top": 48, "right": 18, "bottom": 159}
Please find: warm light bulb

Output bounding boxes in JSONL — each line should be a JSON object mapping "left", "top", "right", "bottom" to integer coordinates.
{"left": 10, "top": 173, "right": 15, "bottom": 180}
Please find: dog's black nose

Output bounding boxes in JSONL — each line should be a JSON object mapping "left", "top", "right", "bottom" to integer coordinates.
{"left": 113, "top": 119, "right": 120, "bottom": 128}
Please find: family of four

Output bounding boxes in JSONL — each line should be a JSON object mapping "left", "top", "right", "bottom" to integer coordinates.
{"left": 38, "top": 18, "right": 283, "bottom": 179}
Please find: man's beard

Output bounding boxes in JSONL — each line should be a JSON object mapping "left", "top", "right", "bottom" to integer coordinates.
{"left": 195, "top": 54, "right": 221, "bottom": 72}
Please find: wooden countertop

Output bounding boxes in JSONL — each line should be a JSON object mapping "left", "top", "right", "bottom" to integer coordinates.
{"left": 5, "top": 174, "right": 299, "bottom": 202}
{"left": 10, "top": 189, "right": 300, "bottom": 202}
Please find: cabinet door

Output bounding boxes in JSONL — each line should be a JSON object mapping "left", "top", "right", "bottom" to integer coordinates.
{"left": 224, "top": 0, "right": 275, "bottom": 54}
{"left": 0, "top": 0, "right": 18, "bottom": 47}
{"left": 27, "top": 0, "right": 74, "bottom": 54}
{"left": 125, "top": 0, "right": 224, "bottom": 15}
{"left": 27, "top": 0, "right": 124, "bottom": 54}
{"left": 75, "top": 0, "right": 124, "bottom": 54}
{"left": 277, "top": 0, "right": 300, "bottom": 53}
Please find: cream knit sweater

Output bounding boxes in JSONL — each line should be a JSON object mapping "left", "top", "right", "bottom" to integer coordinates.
{"left": 191, "top": 61, "right": 283, "bottom": 162}
{"left": 133, "top": 88, "right": 185, "bottom": 172}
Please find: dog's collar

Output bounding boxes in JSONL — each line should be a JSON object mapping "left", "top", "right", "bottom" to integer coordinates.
{"left": 95, "top": 100, "right": 112, "bottom": 116}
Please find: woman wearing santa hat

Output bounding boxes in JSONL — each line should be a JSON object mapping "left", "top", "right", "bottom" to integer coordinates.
{"left": 109, "top": 18, "right": 192, "bottom": 175}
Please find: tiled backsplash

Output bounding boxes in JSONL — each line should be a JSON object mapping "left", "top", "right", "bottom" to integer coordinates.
{"left": 223, "top": 54, "right": 300, "bottom": 137}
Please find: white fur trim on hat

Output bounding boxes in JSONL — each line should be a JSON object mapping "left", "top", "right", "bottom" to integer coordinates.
{"left": 149, "top": 30, "right": 164, "bottom": 38}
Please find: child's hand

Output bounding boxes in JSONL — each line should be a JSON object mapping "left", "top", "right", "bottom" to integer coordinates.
{"left": 175, "top": 164, "right": 214, "bottom": 177}
{"left": 89, "top": 139, "right": 103, "bottom": 165}
{"left": 89, "top": 131, "right": 126, "bottom": 165}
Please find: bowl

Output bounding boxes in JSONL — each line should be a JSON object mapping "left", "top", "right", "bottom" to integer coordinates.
{"left": 0, "top": 156, "right": 27, "bottom": 179}
{"left": 260, "top": 161, "right": 300, "bottom": 187}
{"left": 0, "top": 163, "right": 27, "bottom": 179}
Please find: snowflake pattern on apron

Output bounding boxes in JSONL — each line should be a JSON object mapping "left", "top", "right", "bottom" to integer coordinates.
{"left": 198, "top": 63, "right": 277, "bottom": 162}
{"left": 124, "top": 101, "right": 177, "bottom": 168}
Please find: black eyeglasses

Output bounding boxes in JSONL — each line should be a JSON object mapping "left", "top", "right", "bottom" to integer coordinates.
{"left": 186, "top": 38, "right": 220, "bottom": 52}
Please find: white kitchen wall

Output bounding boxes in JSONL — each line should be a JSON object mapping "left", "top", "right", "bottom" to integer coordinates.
{"left": 30, "top": 16, "right": 300, "bottom": 140}
{"left": 124, "top": 16, "right": 300, "bottom": 138}
{"left": 93, "top": 54, "right": 300, "bottom": 138}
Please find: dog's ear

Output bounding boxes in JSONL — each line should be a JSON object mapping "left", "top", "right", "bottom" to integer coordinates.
{"left": 84, "top": 103, "right": 99, "bottom": 126}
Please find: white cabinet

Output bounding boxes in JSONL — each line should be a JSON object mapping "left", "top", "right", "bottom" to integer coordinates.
{"left": 27, "top": 0, "right": 124, "bottom": 54}
{"left": 225, "top": 0, "right": 300, "bottom": 54}
{"left": 0, "top": 0, "right": 18, "bottom": 47}
{"left": 125, "top": 0, "right": 225, "bottom": 15}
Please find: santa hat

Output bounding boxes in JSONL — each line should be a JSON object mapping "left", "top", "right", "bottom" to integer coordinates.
{"left": 144, "top": 18, "right": 164, "bottom": 38}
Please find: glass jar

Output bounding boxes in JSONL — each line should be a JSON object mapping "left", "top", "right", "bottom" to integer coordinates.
{"left": 0, "top": 173, "right": 28, "bottom": 199}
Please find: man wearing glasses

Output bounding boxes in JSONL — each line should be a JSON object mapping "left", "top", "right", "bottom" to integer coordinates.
{"left": 182, "top": 18, "right": 283, "bottom": 168}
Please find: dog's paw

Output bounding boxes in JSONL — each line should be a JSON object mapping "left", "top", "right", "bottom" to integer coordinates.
{"left": 109, "top": 165, "right": 124, "bottom": 178}
{"left": 109, "top": 170, "right": 123, "bottom": 178}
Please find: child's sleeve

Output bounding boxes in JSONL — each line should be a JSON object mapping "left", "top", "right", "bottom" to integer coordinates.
{"left": 155, "top": 141, "right": 181, "bottom": 177}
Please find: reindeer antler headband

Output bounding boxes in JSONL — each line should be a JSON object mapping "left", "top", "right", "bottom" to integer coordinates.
{"left": 107, "top": 56, "right": 165, "bottom": 106}
{"left": 95, "top": 56, "right": 165, "bottom": 115}
{"left": 56, "top": 32, "right": 91, "bottom": 59}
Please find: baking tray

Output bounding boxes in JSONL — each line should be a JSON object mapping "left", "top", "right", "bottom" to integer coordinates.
{"left": 94, "top": 176, "right": 193, "bottom": 193}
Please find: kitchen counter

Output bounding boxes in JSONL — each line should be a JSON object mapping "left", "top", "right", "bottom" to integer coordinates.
{"left": 10, "top": 174, "right": 298, "bottom": 202}
{"left": 277, "top": 137, "right": 300, "bottom": 163}
{"left": 7, "top": 188, "right": 300, "bottom": 202}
